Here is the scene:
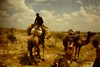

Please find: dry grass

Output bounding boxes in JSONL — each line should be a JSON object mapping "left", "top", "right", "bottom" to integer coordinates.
{"left": 0, "top": 28, "right": 99, "bottom": 67}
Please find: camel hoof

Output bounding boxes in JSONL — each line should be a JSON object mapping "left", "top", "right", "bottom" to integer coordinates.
{"left": 34, "top": 62, "right": 38, "bottom": 65}
{"left": 76, "top": 59, "right": 81, "bottom": 63}
{"left": 29, "top": 61, "right": 38, "bottom": 65}
{"left": 35, "top": 55, "right": 41, "bottom": 59}
{"left": 28, "top": 61, "right": 38, "bottom": 65}
{"left": 28, "top": 62, "right": 33, "bottom": 65}
{"left": 73, "top": 58, "right": 77, "bottom": 61}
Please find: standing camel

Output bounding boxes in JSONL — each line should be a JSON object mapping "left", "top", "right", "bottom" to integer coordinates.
{"left": 74, "top": 31, "right": 96, "bottom": 62}
{"left": 27, "top": 24, "right": 50, "bottom": 65}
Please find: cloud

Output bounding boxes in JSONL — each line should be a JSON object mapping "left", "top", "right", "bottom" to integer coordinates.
{"left": 39, "top": 6, "right": 100, "bottom": 31}
{"left": 85, "top": 4, "right": 100, "bottom": 16}
{"left": 0, "top": 10, "right": 9, "bottom": 18}
{"left": 0, "top": 0, "right": 100, "bottom": 32}
{"left": 33, "top": 0, "right": 47, "bottom": 2}
{"left": 32, "top": 0, "right": 57, "bottom": 2}
{"left": 97, "top": 6, "right": 100, "bottom": 9}
{"left": 40, "top": 10, "right": 56, "bottom": 22}
{"left": 26, "top": 0, "right": 58, "bottom": 6}
{"left": 38, "top": 10, "right": 71, "bottom": 31}
{"left": 0, "top": 0, "right": 29, "bottom": 14}
{"left": 65, "top": 7, "right": 100, "bottom": 23}
{"left": 75, "top": 0, "right": 83, "bottom": 5}
{"left": 66, "top": 7, "right": 100, "bottom": 31}
{"left": 0, "top": 0, "right": 35, "bottom": 15}
{"left": 0, "top": 0, "right": 36, "bottom": 29}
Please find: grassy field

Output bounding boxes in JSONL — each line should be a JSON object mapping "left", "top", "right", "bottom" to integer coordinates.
{"left": 0, "top": 28, "right": 100, "bottom": 67}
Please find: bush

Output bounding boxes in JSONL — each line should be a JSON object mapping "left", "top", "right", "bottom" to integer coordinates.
{"left": 0, "top": 34, "right": 9, "bottom": 44}
{"left": 51, "top": 32, "right": 65, "bottom": 40}
{"left": 8, "top": 33, "right": 16, "bottom": 43}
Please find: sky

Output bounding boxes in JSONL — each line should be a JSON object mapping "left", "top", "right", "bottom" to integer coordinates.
{"left": 0, "top": 0, "right": 100, "bottom": 32}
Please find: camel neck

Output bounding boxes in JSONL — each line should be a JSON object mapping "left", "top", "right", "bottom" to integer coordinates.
{"left": 82, "top": 34, "right": 91, "bottom": 45}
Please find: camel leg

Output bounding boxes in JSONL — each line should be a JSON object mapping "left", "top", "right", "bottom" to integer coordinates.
{"left": 77, "top": 46, "right": 81, "bottom": 62}
{"left": 27, "top": 40, "right": 32, "bottom": 57}
{"left": 36, "top": 47, "right": 41, "bottom": 59}
{"left": 64, "top": 46, "right": 66, "bottom": 52}
{"left": 70, "top": 54, "right": 73, "bottom": 64}
{"left": 28, "top": 40, "right": 37, "bottom": 65}
{"left": 71, "top": 48, "right": 74, "bottom": 64}
{"left": 27, "top": 40, "right": 33, "bottom": 64}
{"left": 74, "top": 47, "right": 77, "bottom": 61}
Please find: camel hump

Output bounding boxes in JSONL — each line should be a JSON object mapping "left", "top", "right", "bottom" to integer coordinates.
{"left": 27, "top": 23, "right": 36, "bottom": 36}
{"left": 31, "top": 27, "right": 42, "bottom": 37}
{"left": 34, "top": 29, "right": 42, "bottom": 37}
{"left": 98, "top": 45, "right": 100, "bottom": 49}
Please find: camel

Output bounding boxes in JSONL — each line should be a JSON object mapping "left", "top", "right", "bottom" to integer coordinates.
{"left": 27, "top": 23, "right": 50, "bottom": 64}
{"left": 74, "top": 31, "right": 96, "bottom": 62}
{"left": 52, "top": 54, "right": 70, "bottom": 67}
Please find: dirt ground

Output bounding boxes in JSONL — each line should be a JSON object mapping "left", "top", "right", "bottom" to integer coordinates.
{"left": 0, "top": 28, "right": 99, "bottom": 67}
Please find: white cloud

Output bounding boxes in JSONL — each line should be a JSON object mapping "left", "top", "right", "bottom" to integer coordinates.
{"left": 0, "top": 10, "right": 9, "bottom": 17}
{"left": 39, "top": 6, "right": 100, "bottom": 31}
{"left": 0, "top": 0, "right": 36, "bottom": 29}
{"left": 51, "top": 0, "right": 57, "bottom": 2}
{"left": 40, "top": 10, "right": 56, "bottom": 22}
{"left": 75, "top": 0, "right": 83, "bottom": 5}
{"left": 65, "top": 7, "right": 100, "bottom": 23}
{"left": 63, "top": 13, "right": 72, "bottom": 19}
{"left": 34, "top": 0, "right": 47, "bottom": 2}
{"left": 0, "top": 0, "right": 100, "bottom": 32}
{"left": 33, "top": 0, "right": 57, "bottom": 2}
{"left": 39, "top": 10, "right": 69, "bottom": 31}
{"left": 97, "top": 6, "right": 100, "bottom": 9}
{"left": 26, "top": 0, "right": 58, "bottom": 6}
{"left": 86, "top": 5, "right": 100, "bottom": 15}
{"left": 0, "top": 0, "right": 28, "bottom": 13}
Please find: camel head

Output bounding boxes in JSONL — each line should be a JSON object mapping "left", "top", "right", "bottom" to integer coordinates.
{"left": 92, "top": 40, "right": 99, "bottom": 48}
{"left": 75, "top": 31, "right": 96, "bottom": 45}
{"left": 81, "top": 31, "right": 96, "bottom": 45}
{"left": 87, "top": 31, "right": 96, "bottom": 37}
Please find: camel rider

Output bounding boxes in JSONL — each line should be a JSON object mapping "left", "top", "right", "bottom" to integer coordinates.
{"left": 34, "top": 13, "right": 43, "bottom": 30}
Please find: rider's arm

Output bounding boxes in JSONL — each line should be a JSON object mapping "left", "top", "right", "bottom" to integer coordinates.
{"left": 34, "top": 18, "right": 37, "bottom": 24}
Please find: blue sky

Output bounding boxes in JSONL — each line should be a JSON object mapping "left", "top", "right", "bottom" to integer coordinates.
{"left": 0, "top": 0, "right": 100, "bottom": 32}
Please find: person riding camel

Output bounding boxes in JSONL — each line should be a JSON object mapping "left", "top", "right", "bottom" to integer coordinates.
{"left": 34, "top": 13, "right": 43, "bottom": 31}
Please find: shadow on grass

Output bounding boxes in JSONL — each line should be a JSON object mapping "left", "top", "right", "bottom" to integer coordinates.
{"left": 18, "top": 53, "right": 31, "bottom": 66}
{"left": 0, "top": 54, "right": 12, "bottom": 67}
{"left": 0, "top": 61, "right": 6, "bottom": 67}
